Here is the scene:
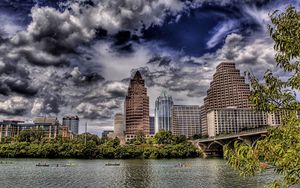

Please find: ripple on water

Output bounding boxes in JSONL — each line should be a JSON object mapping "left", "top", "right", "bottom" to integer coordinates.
{"left": 0, "top": 158, "right": 277, "bottom": 188}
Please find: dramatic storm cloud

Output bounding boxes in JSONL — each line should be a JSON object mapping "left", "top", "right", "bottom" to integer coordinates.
{"left": 0, "top": 0, "right": 298, "bottom": 134}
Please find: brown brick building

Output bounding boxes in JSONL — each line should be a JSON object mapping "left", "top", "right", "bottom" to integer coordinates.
{"left": 201, "top": 62, "right": 252, "bottom": 136}
{"left": 124, "top": 71, "right": 150, "bottom": 139}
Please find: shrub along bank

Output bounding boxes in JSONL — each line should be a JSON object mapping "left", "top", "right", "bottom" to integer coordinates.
{"left": 0, "top": 130, "right": 203, "bottom": 159}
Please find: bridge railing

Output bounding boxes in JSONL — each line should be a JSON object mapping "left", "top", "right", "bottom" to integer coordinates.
{"left": 197, "top": 126, "right": 271, "bottom": 142}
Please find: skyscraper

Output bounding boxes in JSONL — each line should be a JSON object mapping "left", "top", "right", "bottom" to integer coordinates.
{"left": 62, "top": 115, "right": 79, "bottom": 134}
{"left": 172, "top": 105, "right": 201, "bottom": 138}
{"left": 149, "top": 116, "right": 155, "bottom": 135}
{"left": 154, "top": 91, "right": 173, "bottom": 133}
{"left": 124, "top": 71, "right": 150, "bottom": 140}
{"left": 207, "top": 108, "right": 268, "bottom": 137}
{"left": 201, "top": 62, "right": 252, "bottom": 136}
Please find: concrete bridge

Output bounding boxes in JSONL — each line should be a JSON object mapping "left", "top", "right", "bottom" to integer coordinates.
{"left": 192, "top": 128, "right": 269, "bottom": 157}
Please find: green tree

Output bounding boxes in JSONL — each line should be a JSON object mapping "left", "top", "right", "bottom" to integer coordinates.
{"left": 224, "top": 6, "right": 300, "bottom": 188}
{"left": 173, "top": 135, "right": 187, "bottom": 144}
{"left": 154, "top": 130, "right": 174, "bottom": 144}
{"left": 131, "top": 131, "right": 146, "bottom": 145}
{"left": 18, "top": 129, "right": 44, "bottom": 143}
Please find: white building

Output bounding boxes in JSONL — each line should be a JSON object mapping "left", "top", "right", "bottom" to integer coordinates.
{"left": 207, "top": 108, "right": 268, "bottom": 138}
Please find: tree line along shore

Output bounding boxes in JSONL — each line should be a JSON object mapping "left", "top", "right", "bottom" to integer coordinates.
{"left": 0, "top": 129, "right": 204, "bottom": 159}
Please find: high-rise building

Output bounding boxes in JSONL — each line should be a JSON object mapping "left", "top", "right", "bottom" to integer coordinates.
{"left": 124, "top": 71, "right": 150, "bottom": 140}
{"left": 207, "top": 108, "right": 268, "bottom": 137}
{"left": 201, "top": 62, "right": 252, "bottom": 136}
{"left": 154, "top": 91, "right": 173, "bottom": 133}
{"left": 149, "top": 116, "right": 155, "bottom": 135}
{"left": 114, "top": 113, "right": 125, "bottom": 136}
{"left": 62, "top": 115, "right": 79, "bottom": 134}
{"left": 172, "top": 105, "right": 201, "bottom": 138}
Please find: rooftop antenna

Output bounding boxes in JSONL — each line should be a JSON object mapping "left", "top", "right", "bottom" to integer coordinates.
{"left": 161, "top": 76, "right": 168, "bottom": 97}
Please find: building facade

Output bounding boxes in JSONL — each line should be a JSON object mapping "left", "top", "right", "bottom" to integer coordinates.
{"left": 171, "top": 105, "right": 201, "bottom": 138}
{"left": 201, "top": 62, "right": 252, "bottom": 136}
{"left": 33, "top": 117, "right": 60, "bottom": 138}
{"left": 108, "top": 113, "right": 126, "bottom": 143}
{"left": 62, "top": 115, "right": 79, "bottom": 134}
{"left": 149, "top": 116, "right": 155, "bottom": 135}
{"left": 0, "top": 120, "right": 24, "bottom": 141}
{"left": 114, "top": 113, "right": 125, "bottom": 136}
{"left": 0, "top": 117, "right": 61, "bottom": 141}
{"left": 154, "top": 92, "right": 173, "bottom": 133}
{"left": 207, "top": 108, "right": 268, "bottom": 137}
{"left": 267, "top": 112, "right": 283, "bottom": 126}
{"left": 124, "top": 71, "right": 150, "bottom": 140}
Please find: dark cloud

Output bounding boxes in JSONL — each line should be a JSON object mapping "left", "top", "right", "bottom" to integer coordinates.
{"left": 1, "top": 0, "right": 192, "bottom": 67}
{"left": 42, "top": 94, "right": 62, "bottom": 114}
{"left": 64, "top": 67, "right": 105, "bottom": 84}
{"left": 0, "top": 58, "right": 29, "bottom": 77}
{"left": 74, "top": 81, "right": 127, "bottom": 119}
{"left": 147, "top": 56, "right": 171, "bottom": 67}
{"left": 0, "top": 108, "right": 27, "bottom": 116}
{"left": 2, "top": 78, "right": 38, "bottom": 96}
{"left": 0, "top": 0, "right": 293, "bottom": 130}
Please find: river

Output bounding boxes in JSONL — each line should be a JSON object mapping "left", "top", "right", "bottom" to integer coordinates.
{"left": 0, "top": 158, "right": 277, "bottom": 188}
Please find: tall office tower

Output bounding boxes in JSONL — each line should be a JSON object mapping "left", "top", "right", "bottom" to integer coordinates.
{"left": 149, "top": 116, "right": 155, "bottom": 135}
{"left": 114, "top": 113, "right": 125, "bottom": 136}
{"left": 62, "top": 115, "right": 79, "bottom": 134}
{"left": 124, "top": 71, "right": 150, "bottom": 139}
{"left": 172, "top": 105, "right": 201, "bottom": 138}
{"left": 154, "top": 92, "right": 173, "bottom": 133}
{"left": 201, "top": 62, "right": 252, "bottom": 136}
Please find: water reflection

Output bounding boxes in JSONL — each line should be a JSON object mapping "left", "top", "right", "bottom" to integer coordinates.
{"left": 122, "top": 160, "right": 151, "bottom": 188}
{"left": 0, "top": 158, "right": 277, "bottom": 188}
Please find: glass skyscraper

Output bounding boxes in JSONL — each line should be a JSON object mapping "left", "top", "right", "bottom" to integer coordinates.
{"left": 154, "top": 91, "right": 173, "bottom": 133}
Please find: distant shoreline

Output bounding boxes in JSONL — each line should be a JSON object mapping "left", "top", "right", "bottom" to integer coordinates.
{"left": 0, "top": 142, "right": 203, "bottom": 160}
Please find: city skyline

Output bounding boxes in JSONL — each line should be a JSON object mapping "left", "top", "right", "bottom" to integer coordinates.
{"left": 0, "top": 0, "right": 297, "bottom": 135}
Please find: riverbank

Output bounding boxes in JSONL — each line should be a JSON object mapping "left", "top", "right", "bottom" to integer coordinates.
{"left": 0, "top": 131, "right": 204, "bottom": 159}
{"left": 0, "top": 141, "right": 202, "bottom": 159}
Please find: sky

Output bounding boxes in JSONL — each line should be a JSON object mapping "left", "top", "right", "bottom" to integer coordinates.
{"left": 0, "top": 0, "right": 299, "bottom": 135}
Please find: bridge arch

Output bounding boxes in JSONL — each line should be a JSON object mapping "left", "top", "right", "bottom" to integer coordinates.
{"left": 226, "top": 138, "right": 243, "bottom": 148}
{"left": 251, "top": 136, "right": 265, "bottom": 147}
{"left": 207, "top": 140, "right": 224, "bottom": 150}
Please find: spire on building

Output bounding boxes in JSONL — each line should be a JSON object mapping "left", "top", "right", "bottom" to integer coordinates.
{"left": 160, "top": 90, "right": 168, "bottom": 97}
{"left": 133, "top": 71, "right": 142, "bottom": 80}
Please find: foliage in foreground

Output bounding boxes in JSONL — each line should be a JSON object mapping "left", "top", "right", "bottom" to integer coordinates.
{"left": 0, "top": 130, "right": 201, "bottom": 159}
{"left": 224, "top": 6, "right": 300, "bottom": 188}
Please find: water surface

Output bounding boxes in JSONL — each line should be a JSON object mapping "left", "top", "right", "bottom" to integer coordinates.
{"left": 0, "top": 158, "right": 276, "bottom": 188}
